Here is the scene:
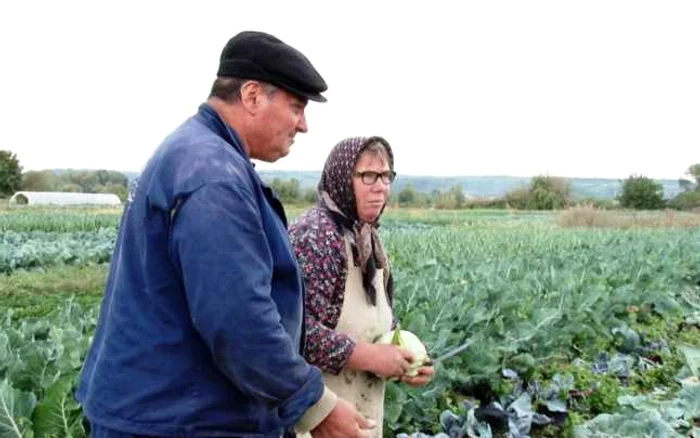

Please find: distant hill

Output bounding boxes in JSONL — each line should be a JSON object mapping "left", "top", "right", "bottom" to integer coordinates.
{"left": 255, "top": 170, "right": 683, "bottom": 201}
{"left": 49, "top": 169, "right": 684, "bottom": 200}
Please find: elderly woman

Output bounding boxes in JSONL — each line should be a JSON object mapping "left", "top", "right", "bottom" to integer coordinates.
{"left": 289, "top": 136, "right": 434, "bottom": 437}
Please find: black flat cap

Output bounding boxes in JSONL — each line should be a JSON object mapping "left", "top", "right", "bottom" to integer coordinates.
{"left": 217, "top": 31, "right": 328, "bottom": 102}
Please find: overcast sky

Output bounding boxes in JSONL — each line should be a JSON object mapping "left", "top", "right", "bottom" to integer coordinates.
{"left": 1, "top": 0, "right": 698, "bottom": 180}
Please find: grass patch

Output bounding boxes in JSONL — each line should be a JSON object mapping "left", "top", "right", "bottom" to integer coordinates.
{"left": 557, "top": 204, "right": 700, "bottom": 228}
{"left": 0, "top": 264, "right": 107, "bottom": 318}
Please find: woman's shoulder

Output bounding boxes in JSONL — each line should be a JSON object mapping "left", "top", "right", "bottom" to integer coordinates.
{"left": 290, "top": 206, "right": 339, "bottom": 240}
{"left": 289, "top": 206, "right": 347, "bottom": 259}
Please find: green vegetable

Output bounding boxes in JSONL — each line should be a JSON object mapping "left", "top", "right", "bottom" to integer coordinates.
{"left": 378, "top": 326, "right": 430, "bottom": 377}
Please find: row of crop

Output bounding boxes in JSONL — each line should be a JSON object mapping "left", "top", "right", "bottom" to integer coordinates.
{"left": 0, "top": 206, "right": 555, "bottom": 234}
{"left": 2, "top": 222, "right": 700, "bottom": 436}
{"left": 0, "top": 210, "right": 121, "bottom": 232}
{"left": 382, "top": 224, "right": 700, "bottom": 437}
{"left": 1, "top": 299, "right": 97, "bottom": 437}
{"left": 0, "top": 229, "right": 116, "bottom": 274}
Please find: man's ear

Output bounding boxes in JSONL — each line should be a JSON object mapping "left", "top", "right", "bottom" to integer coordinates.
{"left": 239, "top": 80, "right": 263, "bottom": 112}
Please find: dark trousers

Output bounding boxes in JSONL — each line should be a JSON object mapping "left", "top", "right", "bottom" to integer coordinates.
{"left": 90, "top": 422, "right": 290, "bottom": 438}
{"left": 89, "top": 423, "right": 159, "bottom": 438}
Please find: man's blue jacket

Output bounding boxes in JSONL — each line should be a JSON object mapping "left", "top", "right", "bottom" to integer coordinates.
{"left": 76, "top": 103, "right": 325, "bottom": 437}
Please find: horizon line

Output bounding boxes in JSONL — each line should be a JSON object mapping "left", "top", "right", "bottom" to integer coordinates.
{"left": 27, "top": 167, "right": 690, "bottom": 182}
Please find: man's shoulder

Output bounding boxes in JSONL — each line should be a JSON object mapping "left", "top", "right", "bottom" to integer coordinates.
{"left": 167, "top": 118, "right": 247, "bottom": 167}
{"left": 153, "top": 120, "right": 254, "bottom": 194}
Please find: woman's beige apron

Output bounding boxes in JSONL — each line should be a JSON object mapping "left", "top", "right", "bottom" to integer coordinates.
{"left": 298, "top": 233, "right": 393, "bottom": 438}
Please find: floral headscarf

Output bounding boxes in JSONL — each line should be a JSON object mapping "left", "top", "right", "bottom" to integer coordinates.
{"left": 317, "top": 136, "right": 394, "bottom": 305}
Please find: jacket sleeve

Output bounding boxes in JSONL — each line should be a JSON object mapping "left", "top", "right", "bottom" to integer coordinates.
{"left": 170, "top": 180, "right": 329, "bottom": 428}
{"left": 289, "top": 216, "right": 356, "bottom": 375}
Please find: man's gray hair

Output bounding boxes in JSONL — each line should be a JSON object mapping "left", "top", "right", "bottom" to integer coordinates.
{"left": 210, "top": 77, "right": 278, "bottom": 103}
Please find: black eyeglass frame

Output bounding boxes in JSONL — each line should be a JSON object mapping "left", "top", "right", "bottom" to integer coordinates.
{"left": 352, "top": 170, "right": 397, "bottom": 185}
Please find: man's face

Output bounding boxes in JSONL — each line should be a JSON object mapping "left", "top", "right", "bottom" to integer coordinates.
{"left": 252, "top": 89, "right": 308, "bottom": 162}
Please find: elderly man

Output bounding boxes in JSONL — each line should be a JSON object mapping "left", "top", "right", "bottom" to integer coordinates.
{"left": 76, "top": 31, "right": 374, "bottom": 438}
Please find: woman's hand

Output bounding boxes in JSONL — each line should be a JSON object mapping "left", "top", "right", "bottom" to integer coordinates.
{"left": 311, "top": 398, "right": 376, "bottom": 438}
{"left": 400, "top": 366, "right": 435, "bottom": 387}
{"left": 347, "top": 342, "right": 414, "bottom": 379}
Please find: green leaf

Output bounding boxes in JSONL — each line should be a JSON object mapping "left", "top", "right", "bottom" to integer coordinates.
{"left": 405, "top": 313, "right": 426, "bottom": 336}
{"left": 32, "top": 374, "right": 83, "bottom": 438}
{"left": 391, "top": 326, "right": 403, "bottom": 346}
{"left": 0, "top": 378, "right": 36, "bottom": 438}
{"left": 681, "top": 345, "right": 700, "bottom": 378}
{"left": 611, "top": 325, "right": 641, "bottom": 354}
{"left": 574, "top": 410, "right": 682, "bottom": 438}
{"left": 384, "top": 382, "right": 407, "bottom": 425}
{"left": 675, "top": 383, "right": 700, "bottom": 420}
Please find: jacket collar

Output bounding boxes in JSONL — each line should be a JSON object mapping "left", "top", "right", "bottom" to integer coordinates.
{"left": 195, "top": 102, "right": 250, "bottom": 162}
{"left": 195, "top": 102, "right": 287, "bottom": 224}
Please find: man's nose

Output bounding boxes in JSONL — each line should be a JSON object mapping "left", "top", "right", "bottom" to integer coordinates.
{"left": 296, "top": 113, "right": 308, "bottom": 133}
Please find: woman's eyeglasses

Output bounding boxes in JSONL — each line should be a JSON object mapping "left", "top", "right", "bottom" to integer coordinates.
{"left": 353, "top": 171, "right": 397, "bottom": 185}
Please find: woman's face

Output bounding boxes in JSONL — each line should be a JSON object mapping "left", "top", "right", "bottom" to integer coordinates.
{"left": 352, "top": 151, "right": 392, "bottom": 223}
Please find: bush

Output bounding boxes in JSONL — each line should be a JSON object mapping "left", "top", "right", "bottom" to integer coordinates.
{"left": 503, "top": 186, "right": 530, "bottom": 209}
{"left": 668, "top": 189, "right": 700, "bottom": 211}
{"left": 0, "top": 150, "right": 22, "bottom": 197}
{"left": 503, "top": 175, "right": 572, "bottom": 210}
{"left": 574, "top": 197, "right": 618, "bottom": 210}
{"left": 618, "top": 174, "right": 665, "bottom": 210}
{"left": 397, "top": 185, "right": 417, "bottom": 207}
{"left": 464, "top": 197, "right": 509, "bottom": 209}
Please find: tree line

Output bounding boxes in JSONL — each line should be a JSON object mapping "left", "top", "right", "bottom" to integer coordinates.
{"left": 2, "top": 150, "right": 699, "bottom": 210}
{"left": 0, "top": 151, "right": 129, "bottom": 200}
{"left": 265, "top": 166, "right": 700, "bottom": 211}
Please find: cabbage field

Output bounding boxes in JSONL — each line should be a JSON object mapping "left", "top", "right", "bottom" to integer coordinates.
{"left": 1, "top": 206, "right": 699, "bottom": 438}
